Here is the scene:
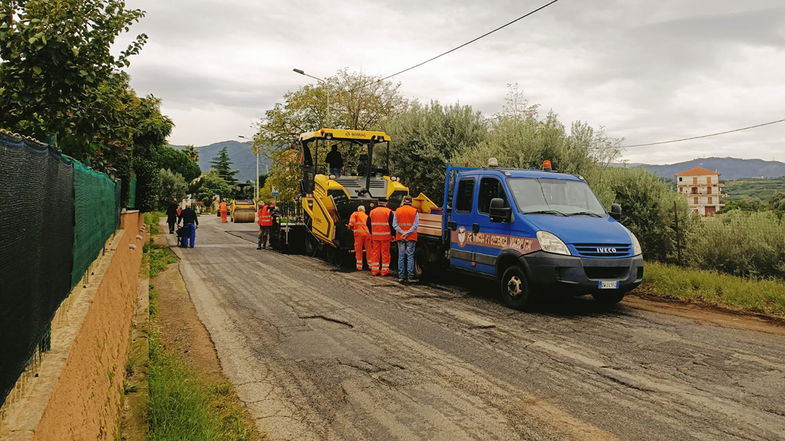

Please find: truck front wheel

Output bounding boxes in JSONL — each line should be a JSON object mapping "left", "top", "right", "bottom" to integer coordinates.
{"left": 500, "top": 265, "right": 531, "bottom": 310}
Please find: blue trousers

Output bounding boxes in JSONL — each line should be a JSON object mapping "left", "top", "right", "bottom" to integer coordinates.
{"left": 397, "top": 240, "right": 416, "bottom": 279}
{"left": 183, "top": 223, "right": 196, "bottom": 248}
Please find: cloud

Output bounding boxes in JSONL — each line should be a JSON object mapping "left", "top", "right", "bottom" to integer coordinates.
{"left": 121, "top": 0, "right": 785, "bottom": 163}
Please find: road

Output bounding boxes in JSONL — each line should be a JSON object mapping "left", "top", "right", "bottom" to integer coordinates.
{"left": 170, "top": 215, "right": 785, "bottom": 441}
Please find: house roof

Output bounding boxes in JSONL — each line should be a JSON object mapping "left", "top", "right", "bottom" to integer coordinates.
{"left": 675, "top": 167, "right": 720, "bottom": 176}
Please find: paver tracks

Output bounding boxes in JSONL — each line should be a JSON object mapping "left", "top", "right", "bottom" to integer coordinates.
{"left": 172, "top": 217, "right": 785, "bottom": 440}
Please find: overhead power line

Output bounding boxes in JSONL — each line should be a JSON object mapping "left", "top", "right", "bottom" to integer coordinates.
{"left": 378, "top": 0, "right": 560, "bottom": 82}
{"left": 622, "top": 117, "right": 785, "bottom": 148}
{"left": 344, "top": 0, "right": 560, "bottom": 93}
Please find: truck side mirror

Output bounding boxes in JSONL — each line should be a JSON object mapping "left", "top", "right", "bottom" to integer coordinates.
{"left": 610, "top": 203, "right": 622, "bottom": 221}
{"left": 489, "top": 198, "right": 511, "bottom": 223}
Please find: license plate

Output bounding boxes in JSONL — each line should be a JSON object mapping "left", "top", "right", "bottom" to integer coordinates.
{"left": 598, "top": 280, "right": 620, "bottom": 290}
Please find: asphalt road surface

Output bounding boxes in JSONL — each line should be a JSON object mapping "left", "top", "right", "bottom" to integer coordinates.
{"left": 169, "top": 215, "right": 785, "bottom": 441}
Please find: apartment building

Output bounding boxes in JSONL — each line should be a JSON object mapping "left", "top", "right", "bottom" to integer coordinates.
{"left": 675, "top": 167, "right": 724, "bottom": 216}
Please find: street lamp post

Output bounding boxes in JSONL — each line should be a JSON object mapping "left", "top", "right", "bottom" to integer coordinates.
{"left": 238, "top": 135, "right": 259, "bottom": 201}
{"left": 293, "top": 68, "right": 330, "bottom": 127}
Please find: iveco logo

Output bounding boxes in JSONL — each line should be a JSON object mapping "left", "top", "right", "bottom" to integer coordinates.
{"left": 596, "top": 247, "right": 617, "bottom": 254}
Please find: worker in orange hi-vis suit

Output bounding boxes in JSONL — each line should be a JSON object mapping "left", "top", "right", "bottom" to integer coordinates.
{"left": 367, "top": 201, "right": 394, "bottom": 276}
{"left": 348, "top": 205, "right": 370, "bottom": 271}
{"left": 219, "top": 201, "right": 228, "bottom": 223}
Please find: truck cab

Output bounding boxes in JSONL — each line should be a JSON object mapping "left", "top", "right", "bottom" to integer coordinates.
{"left": 440, "top": 163, "right": 643, "bottom": 308}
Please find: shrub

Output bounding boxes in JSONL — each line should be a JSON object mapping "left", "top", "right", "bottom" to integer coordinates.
{"left": 686, "top": 210, "right": 785, "bottom": 278}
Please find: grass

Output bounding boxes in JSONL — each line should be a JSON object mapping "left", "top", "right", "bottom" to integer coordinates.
{"left": 148, "top": 331, "right": 258, "bottom": 441}
{"left": 144, "top": 242, "right": 178, "bottom": 278}
{"left": 637, "top": 261, "right": 785, "bottom": 317}
{"left": 144, "top": 211, "right": 166, "bottom": 235}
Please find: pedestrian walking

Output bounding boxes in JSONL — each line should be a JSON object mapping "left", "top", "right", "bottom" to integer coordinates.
{"left": 367, "top": 201, "right": 395, "bottom": 276}
{"left": 394, "top": 195, "right": 420, "bottom": 283}
{"left": 219, "top": 200, "right": 228, "bottom": 223}
{"left": 348, "top": 205, "right": 370, "bottom": 271}
{"left": 177, "top": 203, "right": 199, "bottom": 248}
{"left": 166, "top": 197, "right": 179, "bottom": 234}
{"left": 257, "top": 201, "right": 273, "bottom": 249}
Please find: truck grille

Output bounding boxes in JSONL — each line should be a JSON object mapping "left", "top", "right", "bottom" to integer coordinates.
{"left": 584, "top": 267, "right": 629, "bottom": 280}
{"left": 572, "top": 243, "right": 631, "bottom": 257}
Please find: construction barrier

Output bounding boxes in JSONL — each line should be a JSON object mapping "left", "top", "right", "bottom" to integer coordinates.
{"left": 0, "top": 130, "right": 121, "bottom": 406}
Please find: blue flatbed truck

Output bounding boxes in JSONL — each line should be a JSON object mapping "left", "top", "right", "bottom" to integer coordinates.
{"left": 414, "top": 162, "right": 644, "bottom": 309}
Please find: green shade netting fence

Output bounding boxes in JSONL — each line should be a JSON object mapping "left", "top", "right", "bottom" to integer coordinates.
{"left": 128, "top": 176, "right": 137, "bottom": 209}
{"left": 69, "top": 159, "right": 120, "bottom": 288}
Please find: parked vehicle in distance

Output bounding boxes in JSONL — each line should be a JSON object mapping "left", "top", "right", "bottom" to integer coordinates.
{"left": 414, "top": 160, "right": 644, "bottom": 309}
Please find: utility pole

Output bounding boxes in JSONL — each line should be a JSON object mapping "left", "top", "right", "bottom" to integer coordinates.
{"left": 673, "top": 201, "right": 682, "bottom": 265}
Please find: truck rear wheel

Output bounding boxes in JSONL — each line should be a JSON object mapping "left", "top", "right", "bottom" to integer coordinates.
{"left": 500, "top": 265, "right": 531, "bottom": 310}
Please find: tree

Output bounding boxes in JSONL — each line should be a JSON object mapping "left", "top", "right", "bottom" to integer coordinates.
{"left": 155, "top": 145, "right": 201, "bottom": 182}
{"left": 257, "top": 69, "right": 407, "bottom": 147}
{"left": 455, "top": 89, "right": 619, "bottom": 178}
{"left": 210, "top": 146, "right": 238, "bottom": 185}
{"left": 182, "top": 144, "right": 199, "bottom": 162}
{"left": 158, "top": 168, "right": 187, "bottom": 208}
{"left": 384, "top": 101, "right": 487, "bottom": 205}
{"left": 266, "top": 148, "right": 301, "bottom": 202}
{"left": 769, "top": 191, "right": 785, "bottom": 211}
{"left": 194, "top": 171, "right": 232, "bottom": 207}
{"left": 258, "top": 173, "right": 269, "bottom": 190}
{"left": 128, "top": 94, "right": 174, "bottom": 212}
{"left": 0, "top": 0, "right": 147, "bottom": 155}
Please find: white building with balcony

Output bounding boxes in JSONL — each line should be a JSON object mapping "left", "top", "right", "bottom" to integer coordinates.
{"left": 675, "top": 167, "right": 725, "bottom": 216}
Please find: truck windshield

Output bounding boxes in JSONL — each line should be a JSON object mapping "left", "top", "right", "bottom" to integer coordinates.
{"left": 507, "top": 178, "right": 606, "bottom": 217}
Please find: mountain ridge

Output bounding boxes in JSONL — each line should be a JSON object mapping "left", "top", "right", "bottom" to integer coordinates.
{"left": 172, "top": 140, "right": 270, "bottom": 182}
{"left": 616, "top": 157, "right": 785, "bottom": 180}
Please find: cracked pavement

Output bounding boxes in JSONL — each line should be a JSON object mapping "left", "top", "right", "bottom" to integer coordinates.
{"left": 170, "top": 215, "right": 785, "bottom": 441}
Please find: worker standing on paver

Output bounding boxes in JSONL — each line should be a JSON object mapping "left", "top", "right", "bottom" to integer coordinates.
{"left": 257, "top": 201, "right": 273, "bottom": 249}
{"left": 348, "top": 205, "right": 370, "bottom": 271}
{"left": 367, "top": 201, "right": 394, "bottom": 276}
{"left": 219, "top": 200, "right": 228, "bottom": 223}
{"left": 394, "top": 195, "right": 420, "bottom": 283}
{"left": 177, "top": 203, "right": 199, "bottom": 248}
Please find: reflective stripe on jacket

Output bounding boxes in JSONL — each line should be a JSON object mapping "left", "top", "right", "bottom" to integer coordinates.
{"left": 258, "top": 206, "right": 272, "bottom": 226}
{"left": 368, "top": 206, "right": 392, "bottom": 240}
{"left": 394, "top": 205, "right": 419, "bottom": 241}
{"left": 349, "top": 211, "right": 369, "bottom": 234}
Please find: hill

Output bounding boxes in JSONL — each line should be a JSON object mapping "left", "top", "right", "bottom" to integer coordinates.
{"left": 618, "top": 157, "right": 785, "bottom": 181}
{"left": 723, "top": 177, "right": 785, "bottom": 202}
{"left": 173, "top": 141, "right": 271, "bottom": 182}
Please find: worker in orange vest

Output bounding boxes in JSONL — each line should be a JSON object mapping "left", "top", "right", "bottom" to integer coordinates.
{"left": 219, "top": 200, "right": 228, "bottom": 223}
{"left": 348, "top": 205, "right": 370, "bottom": 271}
{"left": 394, "top": 195, "right": 420, "bottom": 283}
{"left": 257, "top": 201, "right": 273, "bottom": 249}
{"left": 367, "top": 201, "right": 394, "bottom": 276}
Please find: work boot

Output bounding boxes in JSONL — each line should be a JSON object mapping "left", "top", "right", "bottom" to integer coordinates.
{"left": 257, "top": 246, "right": 261, "bottom": 250}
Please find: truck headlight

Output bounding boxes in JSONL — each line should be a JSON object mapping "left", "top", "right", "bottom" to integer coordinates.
{"left": 536, "top": 231, "right": 571, "bottom": 256}
{"left": 628, "top": 230, "right": 642, "bottom": 256}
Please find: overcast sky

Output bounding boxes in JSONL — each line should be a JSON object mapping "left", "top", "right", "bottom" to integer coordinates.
{"left": 119, "top": 0, "right": 785, "bottom": 164}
